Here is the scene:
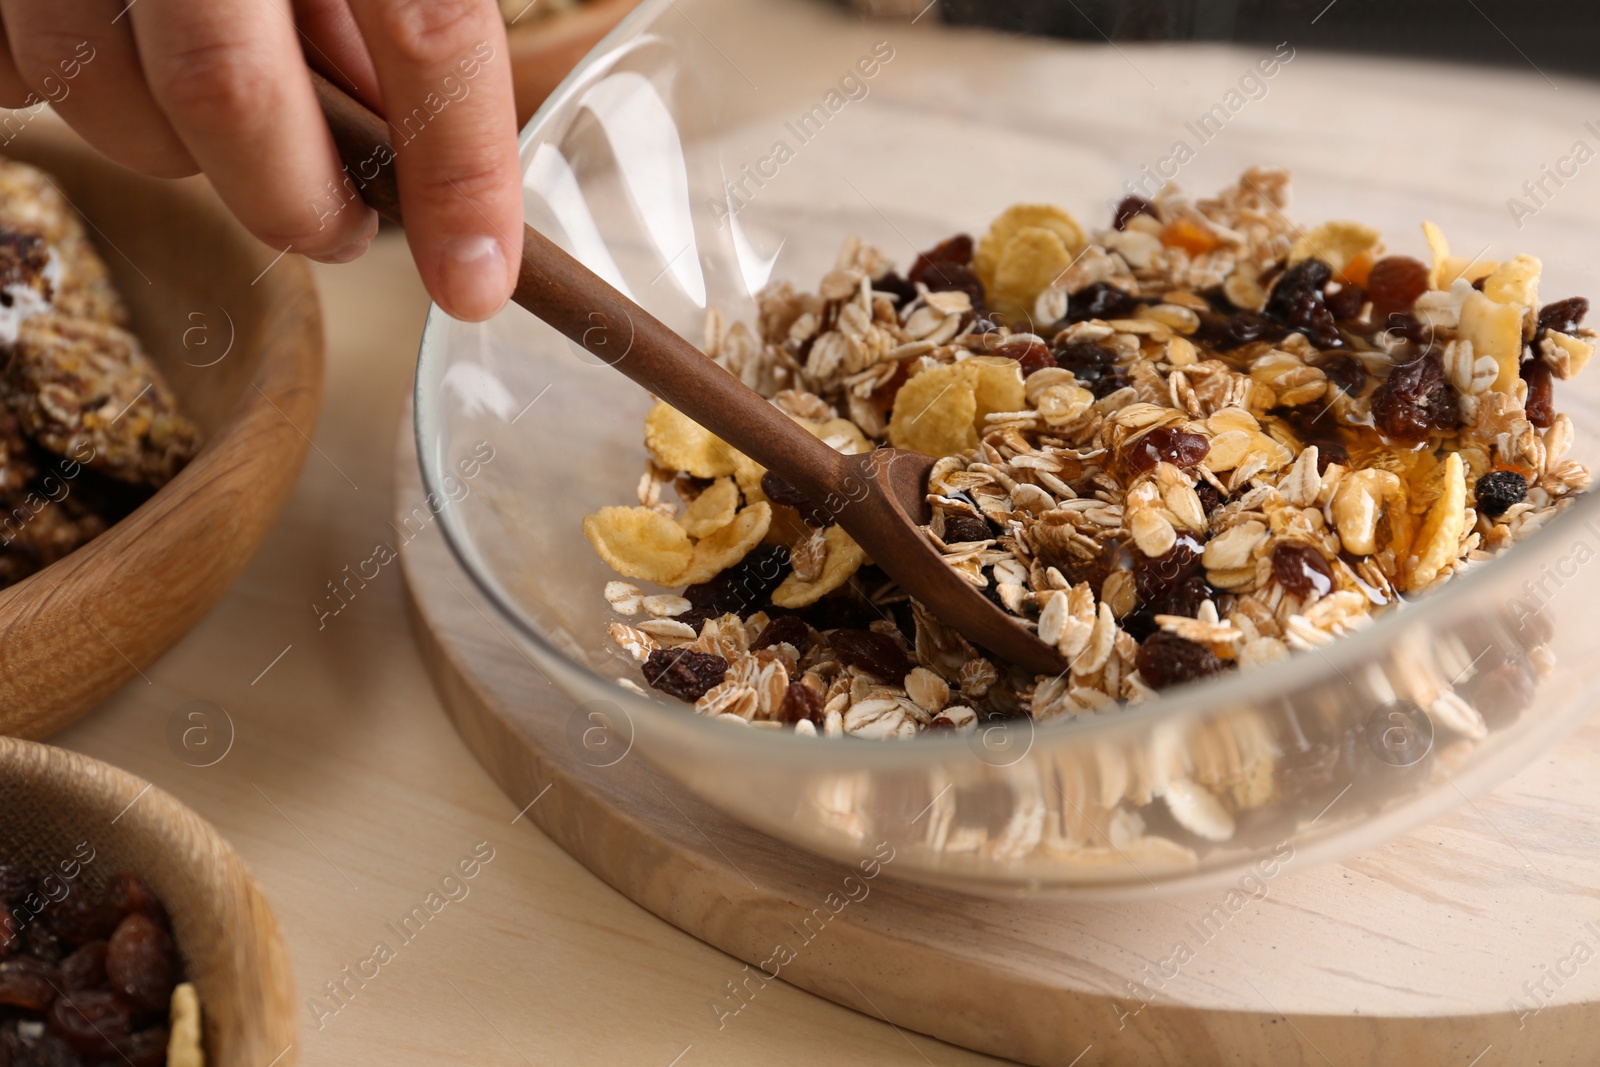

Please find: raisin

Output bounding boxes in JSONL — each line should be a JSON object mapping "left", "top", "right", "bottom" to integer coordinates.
{"left": 22, "top": 924, "right": 63, "bottom": 964}
{"left": 1049, "top": 537, "right": 1130, "bottom": 597}
{"left": 1371, "top": 351, "right": 1459, "bottom": 442}
{"left": 1522, "top": 357, "right": 1555, "bottom": 428}
{"left": 641, "top": 649, "right": 728, "bottom": 702}
{"left": 0, "top": 867, "right": 34, "bottom": 911}
{"left": 116, "top": 1027, "right": 170, "bottom": 1067}
{"left": 1124, "top": 577, "right": 1212, "bottom": 640}
{"left": 1538, "top": 296, "right": 1589, "bottom": 336}
{"left": 1314, "top": 439, "right": 1349, "bottom": 474}
{"left": 777, "top": 680, "right": 823, "bottom": 724}
{"left": 1054, "top": 341, "right": 1127, "bottom": 398}
{"left": 20, "top": 1032, "right": 82, "bottom": 1067}
{"left": 760, "top": 472, "right": 832, "bottom": 527}
{"left": 1223, "top": 309, "right": 1288, "bottom": 348}
{"left": 1365, "top": 256, "right": 1430, "bottom": 322}
{"left": 44, "top": 893, "right": 115, "bottom": 948}
{"left": 1124, "top": 427, "right": 1209, "bottom": 474}
{"left": 1326, "top": 284, "right": 1366, "bottom": 322}
{"left": 873, "top": 272, "right": 918, "bottom": 305}
{"left": 1369, "top": 391, "right": 1433, "bottom": 441}
{"left": 911, "top": 233, "right": 971, "bottom": 269}
{"left": 683, "top": 545, "right": 789, "bottom": 616}
{"left": 0, "top": 957, "right": 58, "bottom": 1011}
{"left": 829, "top": 629, "right": 912, "bottom": 682}
{"left": 909, "top": 240, "right": 984, "bottom": 307}
{"left": 59, "top": 941, "right": 107, "bottom": 992}
{"left": 1475, "top": 470, "right": 1528, "bottom": 518}
{"left": 1113, "top": 196, "right": 1156, "bottom": 230}
{"left": 1064, "top": 282, "right": 1138, "bottom": 324}
{"left": 751, "top": 614, "right": 810, "bottom": 652}
{"left": 105, "top": 915, "right": 174, "bottom": 1014}
{"left": 104, "top": 874, "right": 168, "bottom": 929}
{"left": 1133, "top": 539, "right": 1203, "bottom": 604}
{"left": 1122, "top": 540, "right": 1210, "bottom": 639}
{"left": 941, "top": 513, "right": 993, "bottom": 544}
{"left": 993, "top": 339, "right": 1054, "bottom": 378}
{"left": 49, "top": 991, "right": 131, "bottom": 1054}
{"left": 1272, "top": 543, "right": 1334, "bottom": 599}
{"left": 1264, "top": 259, "right": 1339, "bottom": 346}
{"left": 1136, "top": 632, "right": 1223, "bottom": 690}
{"left": 1195, "top": 483, "right": 1224, "bottom": 515}
{"left": 1388, "top": 351, "right": 1452, "bottom": 403}
{"left": 1319, "top": 353, "right": 1368, "bottom": 397}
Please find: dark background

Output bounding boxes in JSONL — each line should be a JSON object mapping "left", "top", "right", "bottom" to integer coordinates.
{"left": 926, "top": 0, "right": 1597, "bottom": 76}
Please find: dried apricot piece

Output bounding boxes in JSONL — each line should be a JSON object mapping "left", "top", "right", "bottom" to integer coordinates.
{"left": 1159, "top": 216, "right": 1220, "bottom": 256}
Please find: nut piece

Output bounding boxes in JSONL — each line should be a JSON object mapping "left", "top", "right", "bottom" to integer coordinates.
{"left": 1407, "top": 452, "right": 1466, "bottom": 590}
{"left": 167, "top": 983, "right": 204, "bottom": 1067}
{"left": 1331, "top": 469, "right": 1404, "bottom": 558}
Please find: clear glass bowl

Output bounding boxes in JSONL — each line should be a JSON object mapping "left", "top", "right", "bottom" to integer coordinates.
{"left": 415, "top": 0, "right": 1600, "bottom": 896}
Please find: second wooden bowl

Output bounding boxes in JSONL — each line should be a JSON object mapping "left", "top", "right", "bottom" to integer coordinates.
{"left": 0, "top": 736, "right": 296, "bottom": 1066}
{"left": 507, "top": 0, "right": 644, "bottom": 125}
{"left": 0, "top": 121, "right": 323, "bottom": 738}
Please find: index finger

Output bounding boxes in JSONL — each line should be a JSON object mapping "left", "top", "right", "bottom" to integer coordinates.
{"left": 346, "top": 0, "right": 519, "bottom": 321}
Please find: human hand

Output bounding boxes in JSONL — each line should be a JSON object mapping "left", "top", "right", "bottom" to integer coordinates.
{"left": 0, "top": 0, "right": 522, "bottom": 321}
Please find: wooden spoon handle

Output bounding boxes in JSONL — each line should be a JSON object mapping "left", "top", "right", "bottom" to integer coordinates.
{"left": 310, "top": 71, "right": 853, "bottom": 503}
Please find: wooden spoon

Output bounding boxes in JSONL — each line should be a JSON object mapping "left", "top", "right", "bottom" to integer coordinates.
{"left": 311, "top": 74, "right": 1069, "bottom": 675}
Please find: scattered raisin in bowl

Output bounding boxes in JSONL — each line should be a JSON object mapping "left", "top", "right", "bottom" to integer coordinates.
{"left": 0, "top": 866, "right": 192, "bottom": 1067}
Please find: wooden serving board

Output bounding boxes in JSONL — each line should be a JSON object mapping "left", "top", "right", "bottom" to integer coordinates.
{"left": 396, "top": 419, "right": 1600, "bottom": 1067}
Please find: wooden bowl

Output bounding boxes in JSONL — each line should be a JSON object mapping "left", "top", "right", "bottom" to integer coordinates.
{"left": 507, "top": 0, "right": 644, "bottom": 126}
{"left": 0, "top": 120, "right": 322, "bottom": 738}
{"left": 0, "top": 736, "right": 296, "bottom": 1065}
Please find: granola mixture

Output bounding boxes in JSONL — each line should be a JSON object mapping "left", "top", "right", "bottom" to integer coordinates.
{"left": 585, "top": 168, "right": 1589, "bottom": 749}
{"left": 0, "top": 158, "right": 200, "bottom": 587}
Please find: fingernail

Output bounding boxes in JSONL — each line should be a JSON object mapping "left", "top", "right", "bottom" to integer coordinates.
{"left": 438, "top": 235, "right": 509, "bottom": 321}
{"left": 317, "top": 236, "right": 373, "bottom": 264}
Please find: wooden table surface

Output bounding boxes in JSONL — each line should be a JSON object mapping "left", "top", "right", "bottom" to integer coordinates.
{"left": 53, "top": 232, "right": 1009, "bottom": 1067}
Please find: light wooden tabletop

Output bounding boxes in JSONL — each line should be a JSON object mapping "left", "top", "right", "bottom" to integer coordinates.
{"left": 53, "top": 231, "right": 1008, "bottom": 1067}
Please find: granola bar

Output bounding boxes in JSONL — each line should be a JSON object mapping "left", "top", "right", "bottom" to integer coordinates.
{"left": 5, "top": 311, "right": 198, "bottom": 487}
{"left": 0, "top": 158, "right": 198, "bottom": 490}
{"left": 0, "top": 157, "right": 201, "bottom": 589}
{"left": 585, "top": 168, "right": 1590, "bottom": 746}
